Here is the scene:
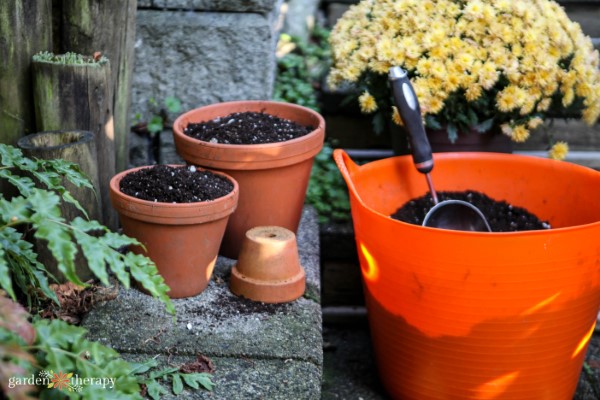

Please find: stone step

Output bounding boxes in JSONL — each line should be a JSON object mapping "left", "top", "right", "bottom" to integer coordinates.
{"left": 82, "top": 207, "right": 322, "bottom": 400}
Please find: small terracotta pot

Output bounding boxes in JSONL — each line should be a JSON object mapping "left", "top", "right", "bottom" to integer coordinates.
{"left": 172, "top": 100, "right": 325, "bottom": 259}
{"left": 109, "top": 165, "right": 239, "bottom": 298}
{"left": 229, "top": 226, "right": 306, "bottom": 303}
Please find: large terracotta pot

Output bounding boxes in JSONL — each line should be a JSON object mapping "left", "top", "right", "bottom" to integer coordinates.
{"left": 109, "top": 165, "right": 239, "bottom": 298}
{"left": 334, "top": 149, "right": 600, "bottom": 399}
{"left": 173, "top": 100, "right": 325, "bottom": 259}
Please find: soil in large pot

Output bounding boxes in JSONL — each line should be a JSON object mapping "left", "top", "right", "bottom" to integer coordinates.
{"left": 119, "top": 165, "right": 233, "bottom": 202}
{"left": 391, "top": 190, "right": 551, "bottom": 232}
{"left": 183, "top": 111, "right": 313, "bottom": 144}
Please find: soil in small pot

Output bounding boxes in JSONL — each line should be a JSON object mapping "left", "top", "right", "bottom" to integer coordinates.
{"left": 119, "top": 165, "right": 233, "bottom": 203}
{"left": 391, "top": 190, "right": 551, "bottom": 232}
{"left": 183, "top": 111, "right": 314, "bottom": 144}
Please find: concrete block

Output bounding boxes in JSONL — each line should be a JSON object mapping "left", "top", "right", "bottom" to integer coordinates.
{"left": 82, "top": 207, "right": 322, "bottom": 398}
{"left": 138, "top": 0, "right": 280, "bottom": 13}
{"left": 131, "top": 8, "right": 279, "bottom": 121}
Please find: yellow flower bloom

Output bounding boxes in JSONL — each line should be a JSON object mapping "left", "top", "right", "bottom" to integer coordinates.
{"left": 358, "top": 91, "right": 378, "bottom": 113}
{"left": 548, "top": 141, "right": 569, "bottom": 160}
{"left": 328, "top": 0, "right": 600, "bottom": 146}
{"left": 392, "top": 106, "right": 404, "bottom": 126}
{"left": 527, "top": 117, "right": 544, "bottom": 130}
{"left": 511, "top": 125, "right": 530, "bottom": 142}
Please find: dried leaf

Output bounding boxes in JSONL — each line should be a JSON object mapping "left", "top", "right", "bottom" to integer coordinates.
{"left": 179, "top": 354, "right": 215, "bottom": 374}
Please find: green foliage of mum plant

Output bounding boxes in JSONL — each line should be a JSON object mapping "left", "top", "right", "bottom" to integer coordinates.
{"left": 305, "top": 143, "right": 351, "bottom": 224}
{"left": 0, "top": 144, "right": 174, "bottom": 315}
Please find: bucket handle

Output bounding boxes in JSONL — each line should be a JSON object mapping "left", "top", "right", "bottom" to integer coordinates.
{"left": 333, "top": 149, "right": 365, "bottom": 207}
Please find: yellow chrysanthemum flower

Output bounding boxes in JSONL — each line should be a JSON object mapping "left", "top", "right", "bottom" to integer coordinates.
{"left": 328, "top": 0, "right": 600, "bottom": 145}
{"left": 392, "top": 106, "right": 403, "bottom": 126}
{"left": 548, "top": 141, "right": 569, "bottom": 160}
{"left": 358, "top": 91, "right": 378, "bottom": 113}
{"left": 511, "top": 125, "right": 530, "bottom": 142}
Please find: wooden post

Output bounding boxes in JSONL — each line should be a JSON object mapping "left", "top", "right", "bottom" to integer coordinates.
{"left": 31, "top": 53, "right": 118, "bottom": 230}
{"left": 0, "top": 1, "right": 52, "bottom": 145}
{"left": 60, "top": 0, "right": 137, "bottom": 172}
{"left": 0, "top": 1, "right": 52, "bottom": 198}
{"left": 18, "top": 130, "right": 102, "bottom": 281}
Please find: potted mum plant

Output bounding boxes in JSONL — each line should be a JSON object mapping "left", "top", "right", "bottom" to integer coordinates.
{"left": 109, "top": 164, "right": 239, "bottom": 298}
{"left": 328, "top": 0, "right": 600, "bottom": 157}
{"left": 172, "top": 100, "right": 325, "bottom": 259}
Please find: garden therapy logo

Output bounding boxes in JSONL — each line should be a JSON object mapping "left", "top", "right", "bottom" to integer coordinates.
{"left": 8, "top": 370, "right": 115, "bottom": 393}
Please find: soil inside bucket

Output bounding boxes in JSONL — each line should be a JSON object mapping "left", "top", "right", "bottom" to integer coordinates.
{"left": 183, "top": 111, "right": 314, "bottom": 144}
{"left": 119, "top": 165, "right": 233, "bottom": 203}
{"left": 391, "top": 190, "right": 551, "bottom": 232}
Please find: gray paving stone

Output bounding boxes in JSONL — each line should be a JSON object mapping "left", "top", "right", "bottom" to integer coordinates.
{"left": 82, "top": 206, "right": 322, "bottom": 399}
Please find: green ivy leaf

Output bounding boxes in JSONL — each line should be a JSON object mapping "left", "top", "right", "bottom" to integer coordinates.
{"left": 0, "top": 169, "right": 35, "bottom": 196}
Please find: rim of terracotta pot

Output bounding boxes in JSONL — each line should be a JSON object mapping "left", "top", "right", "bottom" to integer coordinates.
{"left": 109, "top": 164, "right": 239, "bottom": 225}
{"left": 172, "top": 100, "right": 326, "bottom": 170}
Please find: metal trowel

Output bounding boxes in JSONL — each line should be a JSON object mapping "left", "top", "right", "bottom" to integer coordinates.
{"left": 389, "top": 66, "right": 491, "bottom": 232}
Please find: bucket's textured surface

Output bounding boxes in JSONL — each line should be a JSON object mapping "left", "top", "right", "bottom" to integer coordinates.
{"left": 335, "top": 150, "right": 600, "bottom": 400}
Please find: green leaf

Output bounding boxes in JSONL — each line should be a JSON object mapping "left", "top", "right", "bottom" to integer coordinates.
{"left": 31, "top": 267, "right": 59, "bottom": 304}
{"left": 172, "top": 373, "right": 184, "bottom": 395}
{"left": 33, "top": 215, "right": 83, "bottom": 286}
{"left": 61, "top": 190, "right": 90, "bottom": 220}
{"left": 425, "top": 115, "right": 443, "bottom": 130}
{"left": 181, "top": 373, "right": 215, "bottom": 391}
{"left": 447, "top": 123, "right": 458, "bottom": 144}
{"left": 45, "top": 159, "right": 94, "bottom": 190}
{"left": 127, "top": 252, "right": 175, "bottom": 315}
{"left": 146, "top": 380, "right": 169, "bottom": 400}
{"left": 473, "top": 118, "right": 495, "bottom": 134}
{"left": 0, "top": 247, "right": 16, "bottom": 300}
{"left": 0, "top": 169, "right": 35, "bottom": 196}
{"left": 164, "top": 97, "right": 182, "bottom": 114}
{"left": 148, "top": 116, "right": 164, "bottom": 135}
{"left": 71, "top": 219, "right": 111, "bottom": 285}
{"left": 130, "top": 358, "right": 160, "bottom": 375}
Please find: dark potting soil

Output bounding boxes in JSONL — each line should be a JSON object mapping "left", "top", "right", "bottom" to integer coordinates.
{"left": 183, "top": 111, "right": 314, "bottom": 144}
{"left": 391, "top": 190, "right": 551, "bottom": 232}
{"left": 120, "top": 165, "right": 233, "bottom": 203}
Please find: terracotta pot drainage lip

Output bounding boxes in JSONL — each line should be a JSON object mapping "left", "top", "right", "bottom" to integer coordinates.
{"left": 229, "top": 226, "right": 306, "bottom": 304}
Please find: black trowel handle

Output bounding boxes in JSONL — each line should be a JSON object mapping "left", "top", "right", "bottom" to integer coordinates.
{"left": 389, "top": 67, "right": 433, "bottom": 174}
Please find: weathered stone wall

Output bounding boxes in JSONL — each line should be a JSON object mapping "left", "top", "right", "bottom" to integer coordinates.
{"left": 131, "top": 0, "right": 282, "bottom": 120}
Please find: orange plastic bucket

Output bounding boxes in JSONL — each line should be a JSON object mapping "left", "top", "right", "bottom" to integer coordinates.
{"left": 334, "top": 149, "right": 600, "bottom": 400}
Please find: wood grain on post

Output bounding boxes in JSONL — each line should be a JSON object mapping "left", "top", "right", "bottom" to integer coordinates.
{"left": 0, "top": 1, "right": 52, "bottom": 198}
{"left": 0, "top": 1, "right": 52, "bottom": 145}
{"left": 60, "top": 0, "right": 137, "bottom": 172}
{"left": 18, "top": 130, "right": 102, "bottom": 281}
{"left": 32, "top": 54, "right": 118, "bottom": 230}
